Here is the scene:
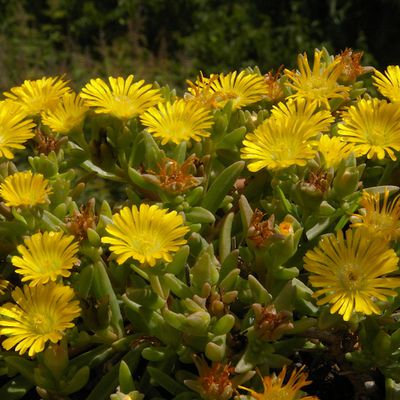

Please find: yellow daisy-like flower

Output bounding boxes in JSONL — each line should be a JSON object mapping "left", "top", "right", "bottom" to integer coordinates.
{"left": 4, "top": 76, "right": 71, "bottom": 115}
{"left": 41, "top": 92, "right": 89, "bottom": 134}
{"left": 270, "top": 98, "right": 334, "bottom": 128}
{"left": 0, "top": 171, "right": 52, "bottom": 207}
{"left": 351, "top": 189, "right": 400, "bottom": 241}
{"left": 101, "top": 204, "right": 190, "bottom": 266}
{"left": 241, "top": 99, "right": 333, "bottom": 171}
{"left": 140, "top": 99, "right": 214, "bottom": 145}
{"left": 285, "top": 49, "right": 350, "bottom": 109}
{"left": 0, "top": 101, "right": 36, "bottom": 159}
{"left": 12, "top": 231, "right": 79, "bottom": 286}
{"left": 0, "top": 282, "right": 81, "bottom": 356}
{"left": 80, "top": 75, "right": 162, "bottom": 120}
{"left": 304, "top": 228, "right": 400, "bottom": 321}
{"left": 188, "top": 71, "right": 268, "bottom": 110}
{"left": 338, "top": 98, "right": 400, "bottom": 160}
{"left": 373, "top": 65, "right": 400, "bottom": 103}
{"left": 239, "top": 366, "right": 318, "bottom": 400}
{"left": 317, "top": 135, "right": 355, "bottom": 169}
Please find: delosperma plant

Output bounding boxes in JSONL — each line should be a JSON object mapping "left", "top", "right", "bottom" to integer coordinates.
{"left": 0, "top": 48, "right": 400, "bottom": 399}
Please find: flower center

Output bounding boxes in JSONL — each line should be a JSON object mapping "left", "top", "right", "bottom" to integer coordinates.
{"left": 168, "top": 121, "right": 188, "bottom": 140}
{"left": 266, "top": 386, "right": 295, "bottom": 400}
{"left": 42, "top": 257, "right": 62, "bottom": 273}
{"left": 112, "top": 95, "right": 137, "bottom": 117}
{"left": 130, "top": 235, "right": 162, "bottom": 256}
{"left": 303, "top": 76, "right": 332, "bottom": 96}
{"left": 272, "top": 137, "right": 301, "bottom": 161}
{"left": 27, "top": 98, "right": 47, "bottom": 114}
{"left": 341, "top": 264, "right": 363, "bottom": 291}
{"left": 20, "top": 191, "right": 42, "bottom": 205}
{"left": 366, "top": 122, "right": 389, "bottom": 145}
{"left": 369, "top": 211, "right": 395, "bottom": 230}
{"left": 30, "top": 312, "right": 54, "bottom": 334}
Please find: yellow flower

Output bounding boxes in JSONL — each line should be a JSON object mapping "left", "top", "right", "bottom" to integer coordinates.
{"left": 4, "top": 76, "right": 71, "bottom": 115}
{"left": 80, "top": 75, "right": 162, "bottom": 120}
{"left": 0, "top": 101, "right": 36, "bottom": 159}
{"left": 338, "top": 98, "right": 400, "bottom": 160}
{"left": 304, "top": 228, "right": 400, "bottom": 321}
{"left": 101, "top": 204, "right": 189, "bottom": 266}
{"left": 317, "top": 135, "right": 355, "bottom": 169}
{"left": 41, "top": 92, "right": 89, "bottom": 134}
{"left": 351, "top": 189, "right": 400, "bottom": 241}
{"left": 0, "top": 282, "right": 81, "bottom": 356}
{"left": 270, "top": 98, "right": 334, "bottom": 128}
{"left": 140, "top": 99, "right": 214, "bottom": 145}
{"left": 12, "top": 231, "right": 80, "bottom": 286}
{"left": 0, "top": 171, "right": 52, "bottom": 207}
{"left": 373, "top": 65, "right": 400, "bottom": 103}
{"left": 278, "top": 221, "right": 294, "bottom": 236}
{"left": 239, "top": 365, "right": 318, "bottom": 400}
{"left": 188, "top": 71, "right": 268, "bottom": 110}
{"left": 285, "top": 49, "right": 349, "bottom": 109}
{"left": 241, "top": 99, "right": 333, "bottom": 171}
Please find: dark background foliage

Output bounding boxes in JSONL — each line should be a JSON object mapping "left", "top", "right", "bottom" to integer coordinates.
{"left": 0, "top": 0, "right": 399, "bottom": 91}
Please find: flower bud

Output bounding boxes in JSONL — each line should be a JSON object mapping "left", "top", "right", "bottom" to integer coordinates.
{"left": 333, "top": 166, "right": 360, "bottom": 198}
{"left": 28, "top": 152, "right": 58, "bottom": 177}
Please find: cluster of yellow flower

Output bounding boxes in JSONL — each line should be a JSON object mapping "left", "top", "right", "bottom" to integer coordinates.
{"left": 0, "top": 47, "right": 400, "bottom": 398}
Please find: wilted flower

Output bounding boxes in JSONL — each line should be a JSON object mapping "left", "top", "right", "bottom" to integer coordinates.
{"left": 65, "top": 198, "right": 97, "bottom": 241}
{"left": 263, "top": 67, "right": 285, "bottom": 102}
{"left": 185, "top": 355, "right": 253, "bottom": 400}
{"left": 146, "top": 155, "right": 202, "bottom": 194}
{"left": 252, "top": 304, "right": 293, "bottom": 341}
{"left": 336, "top": 48, "right": 373, "bottom": 83}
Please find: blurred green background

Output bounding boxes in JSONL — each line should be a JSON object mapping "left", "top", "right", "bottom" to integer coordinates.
{"left": 1, "top": 0, "right": 399, "bottom": 92}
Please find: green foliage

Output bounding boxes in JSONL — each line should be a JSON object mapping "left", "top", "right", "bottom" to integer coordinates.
{"left": 1, "top": 0, "right": 397, "bottom": 90}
